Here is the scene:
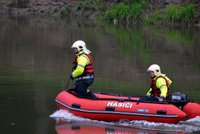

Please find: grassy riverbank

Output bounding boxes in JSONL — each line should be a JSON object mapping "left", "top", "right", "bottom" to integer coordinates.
{"left": 1, "top": 0, "right": 200, "bottom": 26}
{"left": 98, "top": 1, "right": 198, "bottom": 26}
{"left": 145, "top": 4, "right": 196, "bottom": 25}
{"left": 98, "top": 0, "right": 147, "bottom": 24}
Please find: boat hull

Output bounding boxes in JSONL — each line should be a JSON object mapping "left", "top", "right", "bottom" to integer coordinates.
{"left": 183, "top": 102, "right": 200, "bottom": 119}
{"left": 55, "top": 90, "right": 188, "bottom": 124}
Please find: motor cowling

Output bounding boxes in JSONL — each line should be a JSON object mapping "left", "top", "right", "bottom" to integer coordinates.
{"left": 170, "top": 92, "right": 189, "bottom": 110}
{"left": 171, "top": 92, "right": 188, "bottom": 101}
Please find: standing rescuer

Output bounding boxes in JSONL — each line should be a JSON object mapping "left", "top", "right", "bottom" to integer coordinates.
{"left": 70, "top": 40, "right": 95, "bottom": 98}
{"left": 146, "top": 64, "right": 172, "bottom": 101}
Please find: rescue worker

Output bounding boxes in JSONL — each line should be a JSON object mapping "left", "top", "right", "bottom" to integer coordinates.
{"left": 146, "top": 64, "right": 172, "bottom": 101}
{"left": 70, "top": 40, "right": 95, "bottom": 98}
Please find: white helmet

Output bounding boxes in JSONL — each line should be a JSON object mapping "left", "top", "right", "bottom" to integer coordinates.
{"left": 147, "top": 64, "right": 161, "bottom": 76}
{"left": 71, "top": 40, "right": 91, "bottom": 54}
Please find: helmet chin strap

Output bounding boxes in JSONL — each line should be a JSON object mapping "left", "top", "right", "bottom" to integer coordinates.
{"left": 76, "top": 50, "right": 84, "bottom": 55}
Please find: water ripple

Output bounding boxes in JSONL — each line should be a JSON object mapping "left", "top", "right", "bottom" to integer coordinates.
{"left": 50, "top": 110, "right": 200, "bottom": 133}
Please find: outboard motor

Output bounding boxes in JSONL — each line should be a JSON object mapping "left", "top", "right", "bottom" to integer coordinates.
{"left": 170, "top": 92, "right": 189, "bottom": 109}
{"left": 171, "top": 92, "right": 188, "bottom": 101}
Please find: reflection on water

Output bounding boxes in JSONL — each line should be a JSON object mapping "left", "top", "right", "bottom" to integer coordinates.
{"left": 0, "top": 17, "right": 200, "bottom": 134}
{"left": 51, "top": 110, "right": 200, "bottom": 134}
{"left": 55, "top": 121, "right": 179, "bottom": 134}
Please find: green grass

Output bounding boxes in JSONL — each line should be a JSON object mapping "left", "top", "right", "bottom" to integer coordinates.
{"left": 145, "top": 4, "right": 195, "bottom": 25}
{"left": 99, "top": 0, "right": 147, "bottom": 24}
{"left": 145, "top": 11, "right": 162, "bottom": 25}
{"left": 165, "top": 4, "right": 195, "bottom": 24}
{"left": 102, "top": 3, "right": 129, "bottom": 23}
{"left": 129, "top": 2, "right": 143, "bottom": 19}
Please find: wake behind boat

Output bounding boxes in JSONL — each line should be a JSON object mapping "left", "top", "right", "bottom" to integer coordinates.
{"left": 55, "top": 90, "right": 200, "bottom": 124}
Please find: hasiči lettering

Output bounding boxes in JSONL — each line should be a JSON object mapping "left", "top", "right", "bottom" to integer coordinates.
{"left": 107, "top": 101, "right": 133, "bottom": 108}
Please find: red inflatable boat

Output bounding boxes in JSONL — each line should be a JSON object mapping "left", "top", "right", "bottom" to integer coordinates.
{"left": 55, "top": 90, "right": 200, "bottom": 124}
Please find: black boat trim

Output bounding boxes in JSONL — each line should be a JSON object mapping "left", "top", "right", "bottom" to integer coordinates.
{"left": 67, "top": 90, "right": 190, "bottom": 106}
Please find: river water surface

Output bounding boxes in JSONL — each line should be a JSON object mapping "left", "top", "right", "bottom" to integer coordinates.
{"left": 0, "top": 17, "right": 200, "bottom": 134}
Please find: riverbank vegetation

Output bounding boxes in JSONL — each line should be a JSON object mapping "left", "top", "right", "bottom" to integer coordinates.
{"left": 99, "top": 0, "right": 147, "bottom": 24}
{"left": 99, "top": 1, "right": 198, "bottom": 26}
{"left": 3, "top": 0, "right": 200, "bottom": 26}
{"left": 145, "top": 4, "right": 195, "bottom": 25}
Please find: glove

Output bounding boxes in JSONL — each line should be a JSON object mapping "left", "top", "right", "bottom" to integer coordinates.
{"left": 146, "top": 93, "right": 151, "bottom": 97}
{"left": 156, "top": 96, "right": 165, "bottom": 102}
{"left": 70, "top": 74, "right": 74, "bottom": 80}
{"left": 146, "top": 88, "right": 152, "bottom": 97}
